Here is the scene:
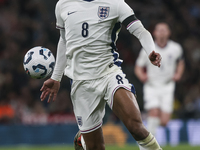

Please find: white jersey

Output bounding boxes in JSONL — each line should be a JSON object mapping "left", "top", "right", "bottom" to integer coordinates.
{"left": 55, "top": 0, "right": 134, "bottom": 80}
{"left": 136, "top": 40, "right": 183, "bottom": 87}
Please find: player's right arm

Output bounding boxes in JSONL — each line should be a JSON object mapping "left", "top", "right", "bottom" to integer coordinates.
{"left": 51, "top": 30, "right": 67, "bottom": 82}
{"left": 40, "top": 1, "right": 66, "bottom": 103}
{"left": 51, "top": 0, "right": 66, "bottom": 82}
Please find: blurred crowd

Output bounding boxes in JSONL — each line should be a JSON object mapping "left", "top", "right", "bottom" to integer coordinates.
{"left": 0, "top": 0, "right": 199, "bottom": 125}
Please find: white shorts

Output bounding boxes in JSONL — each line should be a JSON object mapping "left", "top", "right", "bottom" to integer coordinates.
{"left": 143, "top": 82, "right": 175, "bottom": 113}
{"left": 70, "top": 69, "right": 136, "bottom": 133}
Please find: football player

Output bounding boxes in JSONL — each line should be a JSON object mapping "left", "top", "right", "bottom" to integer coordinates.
{"left": 40, "top": 0, "right": 162, "bottom": 150}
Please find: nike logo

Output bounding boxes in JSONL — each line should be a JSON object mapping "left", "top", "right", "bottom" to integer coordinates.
{"left": 68, "top": 11, "right": 77, "bottom": 15}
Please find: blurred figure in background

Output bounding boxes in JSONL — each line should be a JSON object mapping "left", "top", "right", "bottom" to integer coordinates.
{"left": 134, "top": 22, "right": 185, "bottom": 136}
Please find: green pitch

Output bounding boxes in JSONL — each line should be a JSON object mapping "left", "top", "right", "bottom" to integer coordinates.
{"left": 0, "top": 144, "right": 200, "bottom": 150}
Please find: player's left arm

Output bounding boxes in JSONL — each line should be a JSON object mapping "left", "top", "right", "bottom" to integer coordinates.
{"left": 117, "top": 0, "right": 161, "bottom": 67}
{"left": 123, "top": 17, "right": 161, "bottom": 67}
{"left": 173, "top": 59, "right": 185, "bottom": 81}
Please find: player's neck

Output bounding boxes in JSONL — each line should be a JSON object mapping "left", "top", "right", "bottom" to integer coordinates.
{"left": 155, "top": 38, "right": 168, "bottom": 48}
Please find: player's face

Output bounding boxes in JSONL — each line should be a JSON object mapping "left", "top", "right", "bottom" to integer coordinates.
{"left": 153, "top": 23, "right": 171, "bottom": 40}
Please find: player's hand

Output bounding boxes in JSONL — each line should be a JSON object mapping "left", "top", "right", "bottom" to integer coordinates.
{"left": 149, "top": 51, "right": 162, "bottom": 67}
{"left": 40, "top": 78, "right": 60, "bottom": 103}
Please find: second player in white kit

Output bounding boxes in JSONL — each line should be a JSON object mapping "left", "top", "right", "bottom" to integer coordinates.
{"left": 136, "top": 40, "right": 183, "bottom": 112}
{"left": 135, "top": 23, "right": 185, "bottom": 137}
{"left": 40, "top": 0, "right": 163, "bottom": 149}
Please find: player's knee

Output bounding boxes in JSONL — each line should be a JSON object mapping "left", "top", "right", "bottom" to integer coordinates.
{"left": 86, "top": 142, "right": 105, "bottom": 150}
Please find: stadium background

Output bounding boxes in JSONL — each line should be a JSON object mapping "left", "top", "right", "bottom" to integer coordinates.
{"left": 0, "top": 0, "right": 200, "bottom": 149}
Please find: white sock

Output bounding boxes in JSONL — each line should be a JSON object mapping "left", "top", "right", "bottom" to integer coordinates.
{"left": 81, "top": 134, "right": 87, "bottom": 150}
{"left": 147, "top": 117, "right": 160, "bottom": 136}
{"left": 137, "top": 132, "right": 162, "bottom": 150}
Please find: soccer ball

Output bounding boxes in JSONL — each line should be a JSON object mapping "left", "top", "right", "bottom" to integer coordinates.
{"left": 23, "top": 46, "right": 55, "bottom": 79}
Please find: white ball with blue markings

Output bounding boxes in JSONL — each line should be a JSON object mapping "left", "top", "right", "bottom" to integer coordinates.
{"left": 23, "top": 46, "right": 55, "bottom": 79}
